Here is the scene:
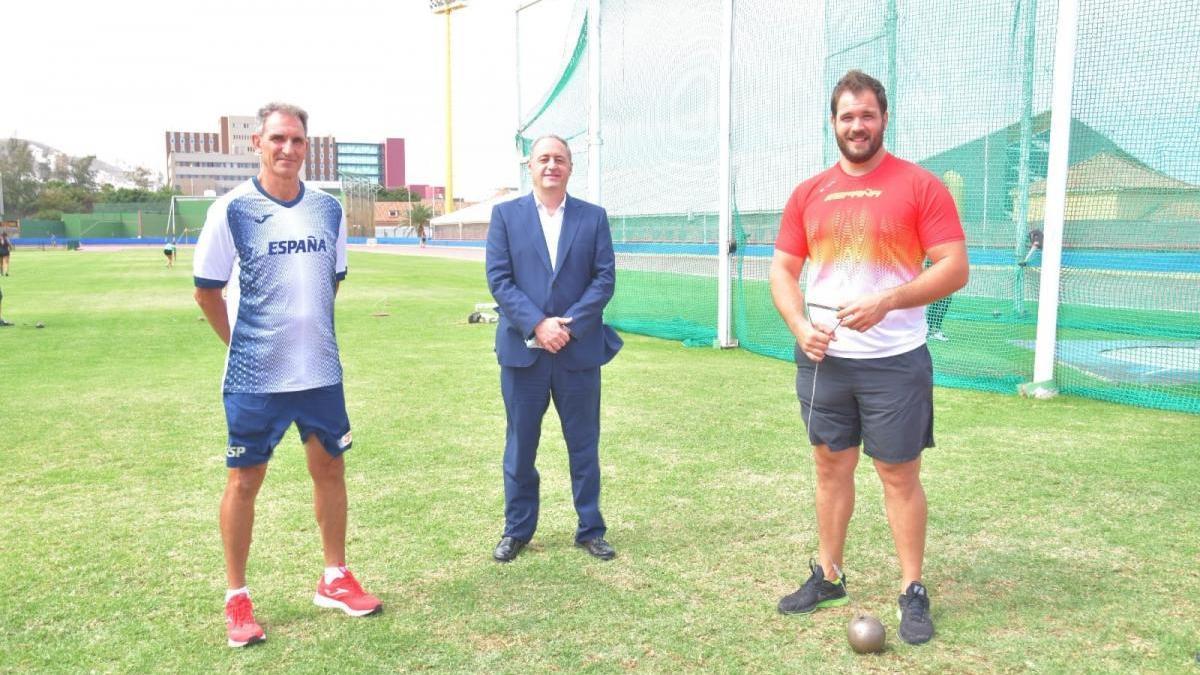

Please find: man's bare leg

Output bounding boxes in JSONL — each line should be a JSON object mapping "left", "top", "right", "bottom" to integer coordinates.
{"left": 305, "top": 434, "right": 346, "bottom": 566}
{"left": 814, "top": 444, "right": 859, "bottom": 578}
{"left": 874, "top": 456, "right": 926, "bottom": 591}
{"left": 221, "top": 465, "right": 268, "bottom": 588}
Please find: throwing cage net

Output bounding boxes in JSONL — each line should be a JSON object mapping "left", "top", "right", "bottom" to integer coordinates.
{"left": 517, "top": 0, "right": 1200, "bottom": 414}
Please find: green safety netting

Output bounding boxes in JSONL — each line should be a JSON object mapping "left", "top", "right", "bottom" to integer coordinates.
{"left": 70, "top": 199, "right": 213, "bottom": 239}
{"left": 522, "top": 0, "right": 1200, "bottom": 413}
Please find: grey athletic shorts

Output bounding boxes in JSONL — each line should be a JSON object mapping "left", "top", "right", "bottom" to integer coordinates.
{"left": 794, "top": 344, "right": 934, "bottom": 464}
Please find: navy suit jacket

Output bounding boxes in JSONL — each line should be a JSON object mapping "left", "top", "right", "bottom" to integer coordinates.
{"left": 485, "top": 193, "right": 622, "bottom": 370}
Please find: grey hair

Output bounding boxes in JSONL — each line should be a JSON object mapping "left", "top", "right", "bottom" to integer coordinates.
{"left": 529, "top": 134, "right": 572, "bottom": 163}
{"left": 257, "top": 102, "right": 309, "bottom": 134}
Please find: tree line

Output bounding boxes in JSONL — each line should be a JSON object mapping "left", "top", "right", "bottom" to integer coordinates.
{"left": 0, "top": 138, "right": 176, "bottom": 221}
{"left": 376, "top": 187, "right": 424, "bottom": 202}
{"left": 2, "top": 138, "right": 436, "bottom": 235}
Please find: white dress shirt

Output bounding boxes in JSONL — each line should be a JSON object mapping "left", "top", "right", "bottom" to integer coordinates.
{"left": 534, "top": 193, "right": 567, "bottom": 271}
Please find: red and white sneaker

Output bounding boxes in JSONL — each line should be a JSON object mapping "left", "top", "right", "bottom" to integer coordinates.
{"left": 313, "top": 567, "right": 382, "bottom": 617}
{"left": 224, "top": 593, "right": 266, "bottom": 648}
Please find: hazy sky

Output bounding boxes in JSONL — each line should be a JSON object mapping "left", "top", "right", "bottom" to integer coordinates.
{"left": 1, "top": 0, "right": 576, "bottom": 200}
{"left": 7, "top": 0, "right": 1195, "bottom": 203}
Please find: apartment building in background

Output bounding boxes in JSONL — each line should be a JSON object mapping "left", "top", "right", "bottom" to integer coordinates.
{"left": 167, "top": 115, "right": 408, "bottom": 196}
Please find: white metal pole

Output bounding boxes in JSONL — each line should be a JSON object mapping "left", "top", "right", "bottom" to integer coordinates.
{"left": 715, "top": 0, "right": 736, "bottom": 348}
{"left": 884, "top": 0, "right": 897, "bottom": 149}
{"left": 515, "top": 1, "right": 523, "bottom": 137}
{"left": 515, "top": 1, "right": 526, "bottom": 187}
{"left": 587, "top": 0, "right": 602, "bottom": 204}
{"left": 1029, "top": 0, "right": 1077, "bottom": 394}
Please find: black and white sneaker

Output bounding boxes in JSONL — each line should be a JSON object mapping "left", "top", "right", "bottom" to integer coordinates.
{"left": 897, "top": 581, "right": 934, "bottom": 644}
{"left": 777, "top": 559, "right": 848, "bottom": 614}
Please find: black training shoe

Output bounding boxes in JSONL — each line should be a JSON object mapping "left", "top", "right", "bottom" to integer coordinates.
{"left": 777, "top": 559, "right": 848, "bottom": 614}
{"left": 898, "top": 581, "right": 934, "bottom": 645}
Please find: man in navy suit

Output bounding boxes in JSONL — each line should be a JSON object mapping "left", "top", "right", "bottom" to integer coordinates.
{"left": 485, "top": 134, "right": 623, "bottom": 563}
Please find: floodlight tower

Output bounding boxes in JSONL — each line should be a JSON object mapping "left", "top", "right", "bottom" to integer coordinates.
{"left": 431, "top": 0, "right": 469, "bottom": 214}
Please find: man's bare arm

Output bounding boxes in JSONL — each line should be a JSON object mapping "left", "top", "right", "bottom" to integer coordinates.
{"left": 770, "top": 248, "right": 838, "bottom": 362}
{"left": 194, "top": 287, "right": 231, "bottom": 346}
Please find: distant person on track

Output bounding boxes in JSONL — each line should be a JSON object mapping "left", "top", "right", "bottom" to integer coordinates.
{"left": 0, "top": 285, "right": 11, "bottom": 326}
{"left": 926, "top": 294, "right": 951, "bottom": 342}
{"left": 924, "top": 260, "right": 953, "bottom": 341}
{"left": 164, "top": 239, "right": 177, "bottom": 268}
{"left": 0, "top": 232, "right": 13, "bottom": 276}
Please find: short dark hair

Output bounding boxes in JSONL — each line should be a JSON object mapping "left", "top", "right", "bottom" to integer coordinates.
{"left": 830, "top": 70, "right": 888, "bottom": 117}
{"left": 257, "top": 102, "right": 309, "bottom": 134}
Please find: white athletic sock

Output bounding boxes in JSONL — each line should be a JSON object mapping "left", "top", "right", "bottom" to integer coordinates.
{"left": 324, "top": 566, "right": 346, "bottom": 584}
{"left": 225, "top": 587, "right": 249, "bottom": 602}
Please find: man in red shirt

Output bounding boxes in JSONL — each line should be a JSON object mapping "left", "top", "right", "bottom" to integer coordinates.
{"left": 769, "top": 70, "right": 968, "bottom": 645}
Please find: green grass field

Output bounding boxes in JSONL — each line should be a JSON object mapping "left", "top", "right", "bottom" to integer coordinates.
{"left": 2, "top": 248, "right": 1198, "bottom": 672}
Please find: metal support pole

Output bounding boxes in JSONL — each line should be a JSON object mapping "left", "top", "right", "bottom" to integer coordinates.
{"left": 1015, "top": 0, "right": 1038, "bottom": 315}
{"left": 515, "top": 0, "right": 524, "bottom": 184}
{"left": 587, "top": 0, "right": 602, "bottom": 204}
{"left": 432, "top": 2, "right": 467, "bottom": 211}
{"left": 1027, "top": 0, "right": 1077, "bottom": 397}
{"left": 885, "top": 0, "right": 898, "bottom": 149}
{"left": 715, "top": 0, "right": 736, "bottom": 348}
{"left": 444, "top": 9, "right": 456, "bottom": 213}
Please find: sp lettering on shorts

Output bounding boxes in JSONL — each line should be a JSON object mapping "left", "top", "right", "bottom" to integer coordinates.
{"left": 227, "top": 445, "right": 248, "bottom": 458}
{"left": 338, "top": 431, "right": 352, "bottom": 449}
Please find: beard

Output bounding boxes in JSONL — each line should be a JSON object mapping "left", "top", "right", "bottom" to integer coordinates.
{"left": 835, "top": 128, "right": 884, "bottom": 164}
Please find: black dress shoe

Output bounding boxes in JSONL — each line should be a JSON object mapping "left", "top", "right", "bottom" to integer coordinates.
{"left": 576, "top": 537, "right": 616, "bottom": 560}
{"left": 493, "top": 536, "right": 527, "bottom": 562}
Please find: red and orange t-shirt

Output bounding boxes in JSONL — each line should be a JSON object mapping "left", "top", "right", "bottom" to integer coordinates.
{"left": 775, "top": 153, "right": 964, "bottom": 358}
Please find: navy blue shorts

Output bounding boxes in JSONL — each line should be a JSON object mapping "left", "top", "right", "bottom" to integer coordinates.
{"left": 222, "top": 383, "right": 352, "bottom": 468}
{"left": 795, "top": 344, "right": 934, "bottom": 464}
